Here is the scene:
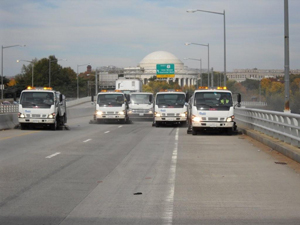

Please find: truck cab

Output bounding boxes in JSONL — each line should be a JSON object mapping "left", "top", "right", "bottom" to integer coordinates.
{"left": 153, "top": 90, "right": 188, "bottom": 127}
{"left": 127, "top": 92, "right": 153, "bottom": 120}
{"left": 187, "top": 86, "right": 240, "bottom": 135}
{"left": 18, "top": 86, "right": 67, "bottom": 130}
{"left": 93, "top": 90, "right": 129, "bottom": 124}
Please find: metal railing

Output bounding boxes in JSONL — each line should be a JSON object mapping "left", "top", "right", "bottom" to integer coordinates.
{"left": 235, "top": 107, "right": 300, "bottom": 148}
{"left": 0, "top": 105, "right": 19, "bottom": 114}
{"left": 234, "top": 101, "right": 267, "bottom": 107}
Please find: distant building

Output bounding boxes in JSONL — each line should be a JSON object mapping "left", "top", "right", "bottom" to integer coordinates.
{"left": 87, "top": 65, "right": 92, "bottom": 73}
{"left": 227, "top": 68, "right": 300, "bottom": 82}
{"left": 123, "top": 51, "right": 199, "bottom": 87}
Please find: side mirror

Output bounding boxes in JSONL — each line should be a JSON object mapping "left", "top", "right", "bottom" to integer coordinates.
{"left": 91, "top": 95, "right": 94, "bottom": 102}
{"left": 59, "top": 94, "right": 63, "bottom": 102}
{"left": 185, "top": 93, "right": 190, "bottom": 102}
{"left": 125, "top": 94, "right": 130, "bottom": 102}
{"left": 149, "top": 95, "right": 153, "bottom": 103}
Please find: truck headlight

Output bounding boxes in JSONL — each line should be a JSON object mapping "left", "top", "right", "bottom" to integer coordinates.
{"left": 180, "top": 111, "right": 187, "bottom": 117}
{"left": 96, "top": 111, "right": 103, "bottom": 115}
{"left": 155, "top": 112, "right": 161, "bottom": 117}
{"left": 18, "top": 113, "right": 25, "bottom": 118}
{"left": 119, "top": 111, "right": 125, "bottom": 115}
{"left": 149, "top": 110, "right": 153, "bottom": 114}
{"left": 192, "top": 115, "right": 201, "bottom": 122}
{"left": 48, "top": 113, "right": 56, "bottom": 119}
{"left": 226, "top": 115, "right": 234, "bottom": 122}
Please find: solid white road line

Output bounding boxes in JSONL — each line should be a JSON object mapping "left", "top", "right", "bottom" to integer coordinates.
{"left": 46, "top": 152, "right": 61, "bottom": 159}
{"left": 83, "top": 139, "right": 92, "bottom": 143}
{"left": 163, "top": 128, "right": 179, "bottom": 225}
{"left": 104, "top": 131, "right": 110, "bottom": 134}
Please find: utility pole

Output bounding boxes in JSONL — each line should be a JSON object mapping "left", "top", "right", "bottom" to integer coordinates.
{"left": 284, "top": 0, "right": 290, "bottom": 113}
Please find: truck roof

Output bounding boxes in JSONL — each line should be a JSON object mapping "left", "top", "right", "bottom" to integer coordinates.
{"left": 130, "top": 92, "right": 152, "bottom": 95}
{"left": 194, "top": 90, "right": 232, "bottom": 93}
{"left": 21, "top": 86, "right": 56, "bottom": 92}
{"left": 156, "top": 91, "right": 185, "bottom": 95}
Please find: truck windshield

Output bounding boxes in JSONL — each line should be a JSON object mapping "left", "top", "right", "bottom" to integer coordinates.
{"left": 20, "top": 92, "right": 54, "bottom": 108}
{"left": 130, "top": 94, "right": 151, "bottom": 104}
{"left": 156, "top": 93, "right": 185, "bottom": 108}
{"left": 194, "top": 92, "right": 232, "bottom": 110}
{"left": 97, "top": 94, "right": 124, "bottom": 106}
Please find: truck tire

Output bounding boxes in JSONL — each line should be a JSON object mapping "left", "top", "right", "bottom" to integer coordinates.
{"left": 192, "top": 127, "right": 197, "bottom": 135}
{"left": 51, "top": 120, "right": 57, "bottom": 130}
{"left": 64, "top": 113, "right": 67, "bottom": 123}
{"left": 20, "top": 124, "right": 26, "bottom": 130}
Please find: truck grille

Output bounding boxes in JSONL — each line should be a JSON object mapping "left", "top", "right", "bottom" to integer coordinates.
{"left": 26, "top": 114, "right": 47, "bottom": 118}
{"left": 202, "top": 117, "right": 226, "bottom": 121}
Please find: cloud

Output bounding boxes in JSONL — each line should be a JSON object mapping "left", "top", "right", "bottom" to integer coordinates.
{"left": 1, "top": 0, "right": 300, "bottom": 77}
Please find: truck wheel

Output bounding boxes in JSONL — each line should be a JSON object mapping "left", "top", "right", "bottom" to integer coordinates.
{"left": 192, "top": 127, "right": 197, "bottom": 135}
{"left": 51, "top": 121, "right": 57, "bottom": 130}
{"left": 226, "top": 128, "right": 233, "bottom": 135}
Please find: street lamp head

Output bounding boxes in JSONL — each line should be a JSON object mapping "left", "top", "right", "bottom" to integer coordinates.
{"left": 186, "top": 9, "right": 196, "bottom": 13}
{"left": 185, "top": 42, "right": 191, "bottom": 46}
{"left": 16, "top": 60, "right": 20, "bottom": 63}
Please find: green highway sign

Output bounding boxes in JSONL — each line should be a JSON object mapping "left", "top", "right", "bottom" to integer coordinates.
{"left": 156, "top": 64, "right": 175, "bottom": 78}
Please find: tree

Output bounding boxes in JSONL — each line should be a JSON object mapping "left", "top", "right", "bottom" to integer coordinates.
{"left": 0, "top": 76, "right": 10, "bottom": 86}
{"left": 14, "top": 56, "right": 79, "bottom": 98}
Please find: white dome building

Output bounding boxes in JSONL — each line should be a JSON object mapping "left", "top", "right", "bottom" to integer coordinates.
{"left": 124, "top": 51, "right": 198, "bottom": 87}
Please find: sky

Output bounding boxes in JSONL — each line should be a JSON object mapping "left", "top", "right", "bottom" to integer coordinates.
{"left": 1, "top": 0, "right": 300, "bottom": 77}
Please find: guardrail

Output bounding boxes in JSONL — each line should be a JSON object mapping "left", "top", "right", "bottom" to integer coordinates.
{"left": 0, "top": 105, "right": 19, "bottom": 114}
{"left": 234, "top": 101, "right": 267, "bottom": 107}
{"left": 235, "top": 107, "right": 300, "bottom": 148}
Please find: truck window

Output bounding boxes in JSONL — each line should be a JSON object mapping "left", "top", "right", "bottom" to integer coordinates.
{"left": 156, "top": 94, "right": 185, "bottom": 108}
{"left": 97, "top": 94, "right": 124, "bottom": 106}
{"left": 195, "top": 92, "right": 232, "bottom": 108}
{"left": 20, "top": 92, "right": 54, "bottom": 108}
{"left": 130, "top": 94, "right": 151, "bottom": 104}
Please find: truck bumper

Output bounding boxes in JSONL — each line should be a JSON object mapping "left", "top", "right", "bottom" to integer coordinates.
{"left": 94, "top": 114, "right": 126, "bottom": 120}
{"left": 155, "top": 116, "right": 187, "bottom": 123}
{"left": 129, "top": 113, "right": 153, "bottom": 121}
{"left": 192, "top": 121, "right": 234, "bottom": 128}
{"left": 18, "top": 118, "right": 55, "bottom": 124}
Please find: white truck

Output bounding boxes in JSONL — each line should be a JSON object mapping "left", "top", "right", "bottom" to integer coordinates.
{"left": 115, "top": 79, "right": 142, "bottom": 94}
{"left": 93, "top": 90, "right": 129, "bottom": 124}
{"left": 153, "top": 90, "right": 188, "bottom": 127}
{"left": 18, "top": 86, "right": 67, "bottom": 130}
{"left": 127, "top": 92, "right": 153, "bottom": 120}
{"left": 187, "top": 87, "right": 241, "bottom": 135}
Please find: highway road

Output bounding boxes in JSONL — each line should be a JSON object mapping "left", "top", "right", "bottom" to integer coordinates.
{"left": 1, "top": 102, "right": 300, "bottom": 225}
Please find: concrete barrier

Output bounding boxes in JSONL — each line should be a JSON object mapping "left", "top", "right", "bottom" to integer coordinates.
{"left": 0, "top": 113, "right": 19, "bottom": 130}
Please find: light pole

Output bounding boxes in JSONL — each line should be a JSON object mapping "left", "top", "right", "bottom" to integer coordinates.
{"left": 1, "top": 44, "right": 26, "bottom": 100}
{"left": 187, "top": 9, "right": 226, "bottom": 86}
{"left": 49, "top": 58, "right": 67, "bottom": 87}
{"left": 185, "top": 42, "right": 209, "bottom": 86}
{"left": 77, "top": 63, "right": 90, "bottom": 99}
{"left": 17, "top": 59, "right": 35, "bottom": 87}
{"left": 184, "top": 58, "right": 202, "bottom": 88}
